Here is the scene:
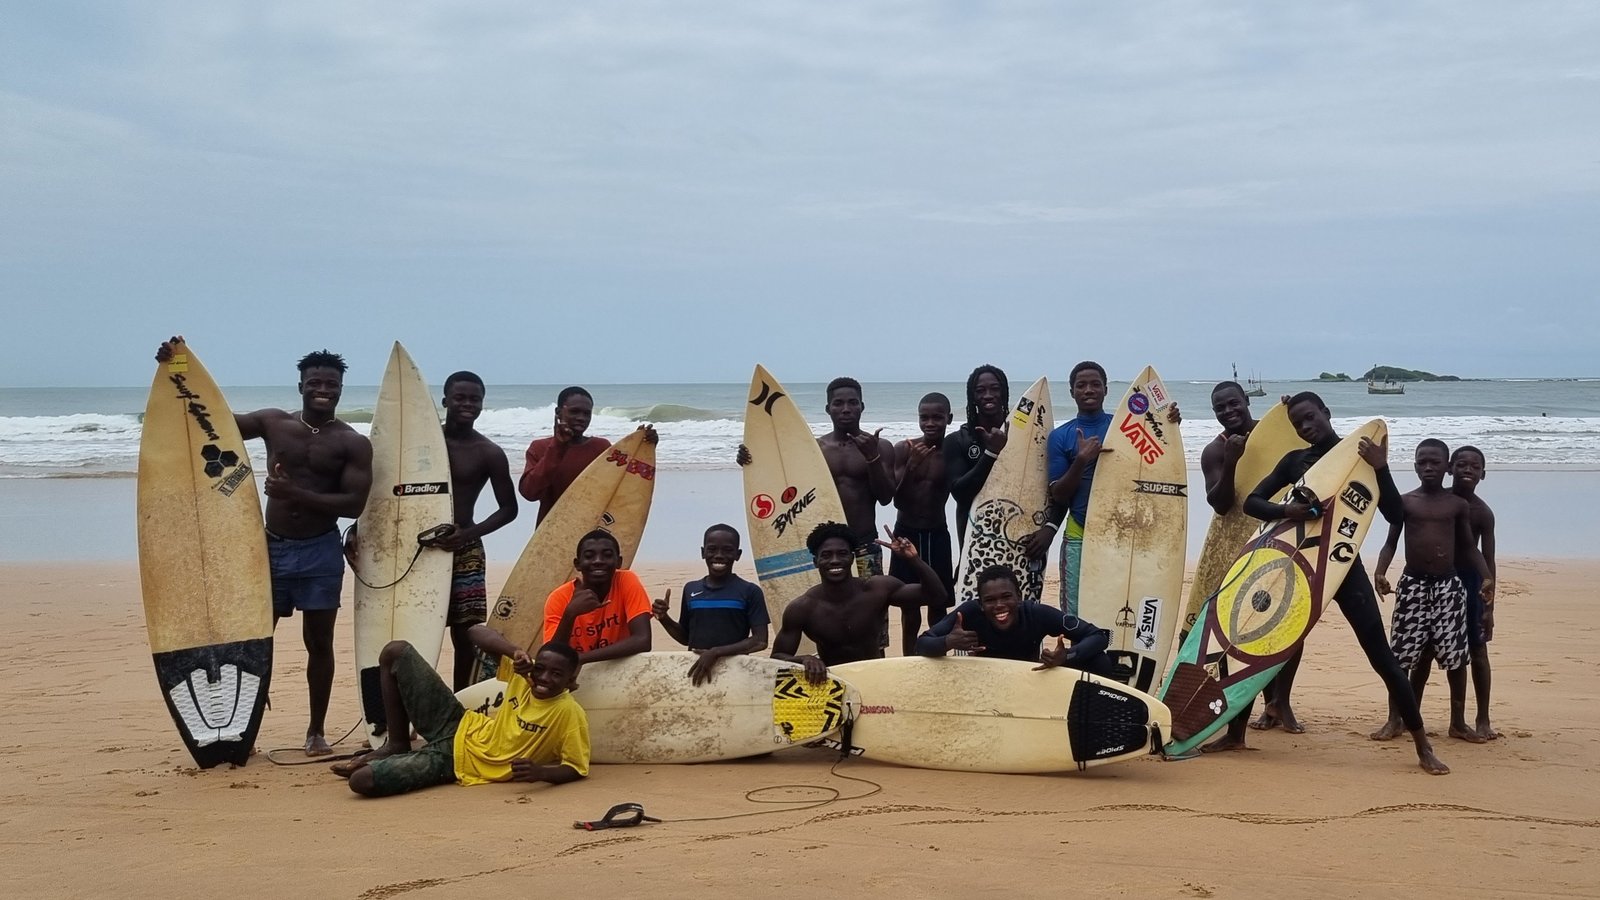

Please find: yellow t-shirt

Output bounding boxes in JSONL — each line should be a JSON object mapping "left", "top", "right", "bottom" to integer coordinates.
{"left": 452, "top": 677, "right": 590, "bottom": 786}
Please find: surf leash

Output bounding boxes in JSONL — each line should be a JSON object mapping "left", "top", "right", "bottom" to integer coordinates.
{"left": 264, "top": 716, "right": 366, "bottom": 766}
{"left": 344, "top": 523, "right": 454, "bottom": 591}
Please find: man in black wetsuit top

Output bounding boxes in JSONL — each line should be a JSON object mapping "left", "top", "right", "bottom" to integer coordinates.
{"left": 916, "top": 564, "right": 1115, "bottom": 676}
{"left": 1213, "top": 391, "right": 1448, "bottom": 775}
{"left": 944, "top": 365, "right": 1009, "bottom": 546}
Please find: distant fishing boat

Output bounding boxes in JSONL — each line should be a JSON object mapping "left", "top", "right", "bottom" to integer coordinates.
{"left": 1233, "top": 363, "right": 1267, "bottom": 398}
{"left": 1367, "top": 366, "right": 1406, "bottom": 395}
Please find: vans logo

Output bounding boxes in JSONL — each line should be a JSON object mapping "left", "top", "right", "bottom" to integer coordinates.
{"left": 1134, "top": 597, "right": 1162, "bottom": 651}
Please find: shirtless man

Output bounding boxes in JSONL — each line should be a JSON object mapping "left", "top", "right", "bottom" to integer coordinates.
{"left": 156, "top": 337, "right": 373, "bottom": 756}
{"left": 1236, "top": 392, "right": 1449, "bottom": 775}
{"left": 817, "top": 378, "right": 896, "bottom": 647}
{"left": 1370, "top": 439, "right": 1492, "bottom": 743}
{"left": 1451, "top": 446, "right": 1499, "bottom": 739}
{"left": 518, "top": 387, "right": 610, "bottom": 524}
{"left": 889, "top": 392, "right": 955, "bottom": 655}
{"left": 944, "top": 366, "right": 1009, "bottom": 546}
{"left": 772, "top": 522, "right": 949, "bottom": 681}
{"left": 432, "top": 371, "right": 518, "bottom": 689}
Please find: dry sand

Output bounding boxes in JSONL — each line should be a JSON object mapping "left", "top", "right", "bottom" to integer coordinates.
{"left": 1, "top": 559, "right": 1596, "bottom": 899}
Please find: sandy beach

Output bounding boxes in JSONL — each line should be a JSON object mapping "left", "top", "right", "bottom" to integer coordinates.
{"left": 2, "top": 557, "right": 1595, "bottom": 899}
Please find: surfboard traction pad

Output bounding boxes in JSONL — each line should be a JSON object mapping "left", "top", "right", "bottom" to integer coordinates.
{"left": 153, "top": 638, "right": 273, "bottom": 768}
{"left": 772, "top": 670, "right": 852, "bottom": 744}
{"left": 1163, "top": 661, "right": 1229, "bottom": 742}
{"left": 1066, "top": 675, "right": 1161, "bottom": 766}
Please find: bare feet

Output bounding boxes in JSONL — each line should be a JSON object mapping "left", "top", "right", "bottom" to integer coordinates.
{"left": 1201, "top": 733, "right": 1252, "bottom": 753}
{"left": 329, "top": 751, "right": 374, "bottom": 777}
{"left": 1449, "top": 723, "right": 1489, "bottom": 744}
{"left": 1249, "top": 708, "right": 1280, "bottom": 731}
{"left": 1417, "top": 747, "right": 1450, "bottom": 775}
{"left": 305, "top": 731, "right": 334, "bottom": 756}
{"left": 1276, "top": 704, "right": 1305, "bottom": 734}
{"left": 1476, "top": 718, "right": 1501, "bottom": 740}
{"left": 1369, "top": 717, "right": 1406, "bottom": 741}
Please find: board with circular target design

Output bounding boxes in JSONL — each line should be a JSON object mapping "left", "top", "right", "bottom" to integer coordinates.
{"left": 1159, "top": 419, "right": 1389, "bottom": 756}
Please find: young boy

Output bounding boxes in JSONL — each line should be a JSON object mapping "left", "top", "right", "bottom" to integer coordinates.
{"left": 1371, "top": 439, "right": 1491, "bottom": 744}
{"left": 915, "top": 565, "right": 1114, "bottom": 676}
{"left": 653, "top": 524, "right": 770, "bottom": 685}
{"left": 1451, "top": 445, "right": 1499, "bottom": 739}
{"left": 944, "top": 365, "right": 1010, "bottom": 546}
{"left": 331, "top": 632, "right": 588, "bottom": 797}
{"left": 432, "top": 371, "right": 519, "bottom": 689}
{"left": 772, "top": 522, "right": 948, "bottom": 683}
{"left": 889, "top": 392, "right": 956, "bottom": 656}
{"left": 519, "top": 386, "right": 612, "bottom": 524}
{"left": 546, "top": 529, "right": 653, "bottom": 664}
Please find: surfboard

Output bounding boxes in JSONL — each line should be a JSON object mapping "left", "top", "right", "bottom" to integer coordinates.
{"left": 1076, "top": 366, "right": 1188, "bottom": 694}
{"left": 951, "top": 377, "right": 1053, "bottom": 604}
{"left": 353, "top": 342, "right": 455, "bottom": 747}
{"left": 489, "top": 428, "right": 656, "bottom": 659}
{"left": 1161, "top": 419, "right": 1388, "bottom": 756}
{"left": 454, "top": 652, "right": 859, "bottom": 764}
{"left": 1180, "top": 402, "right": 1306, "bottom": 643}
{"left": 742, "top": 365, "right": 848, "bottom": 657}
{"left": 830, "top": 656, "right": 1169, "bottom": 773}
{"left": 137, "top": 339, "right": 272, "bottom": 768}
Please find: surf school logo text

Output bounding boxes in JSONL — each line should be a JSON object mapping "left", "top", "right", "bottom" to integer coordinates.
{"left": 605, "top": 448, "right": 656, "bottom": 481}
{"left": 1118, "top": 413, "right": 1166, "bottom": 464}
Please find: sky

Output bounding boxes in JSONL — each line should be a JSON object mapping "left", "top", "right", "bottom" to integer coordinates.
{"left": 4, "top": 1, "right": 1598, "bottom": 387}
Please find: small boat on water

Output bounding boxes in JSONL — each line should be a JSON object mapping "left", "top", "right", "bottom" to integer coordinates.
{"left": 1367, "top": 375, "right": 1406, "bottom": 395}
{"left": 1233, "top": 364, "right": 1267, "bottom": 397}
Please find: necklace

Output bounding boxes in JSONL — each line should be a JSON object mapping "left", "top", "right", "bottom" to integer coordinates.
{"left": 295, "top": 412, "right": 338, "bottom": 435}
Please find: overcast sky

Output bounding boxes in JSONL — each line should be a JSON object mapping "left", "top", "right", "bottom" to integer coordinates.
{"left": 4, "top": 1, "right": 1597, "bottom": 387}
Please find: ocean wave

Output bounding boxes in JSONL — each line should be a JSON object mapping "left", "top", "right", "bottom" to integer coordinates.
{"left": 5, "top": 410, "right": 1600, "bottom": 477}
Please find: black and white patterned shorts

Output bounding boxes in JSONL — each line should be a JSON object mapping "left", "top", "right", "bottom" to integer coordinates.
{"left": 1390, "top": 573, "right": 1469, "bottom": 671}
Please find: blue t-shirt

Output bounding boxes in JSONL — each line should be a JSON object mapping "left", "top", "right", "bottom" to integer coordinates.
{"left": 679, "top": 574, "right": 770, "bottom": 650}
{"left": 1046, "top": 411, "right": 1114, "bottom": 527}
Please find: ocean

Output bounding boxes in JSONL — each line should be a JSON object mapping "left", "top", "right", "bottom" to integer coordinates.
{"left": 3, "top": 377, "right": 1597, "bottom": 564}
{"left": 5, "top": 377, "right": 1600, "bottom": 479}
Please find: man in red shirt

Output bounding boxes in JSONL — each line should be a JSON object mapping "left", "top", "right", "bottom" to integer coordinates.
{"left": 519, "top": 387, "right": 611, "bottom": 524}
{"left": 545, "top": 529, "right": 653, "bottom": 664}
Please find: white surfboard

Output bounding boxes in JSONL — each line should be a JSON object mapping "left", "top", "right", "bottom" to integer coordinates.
{"left": 1077, "top": 366, "right": 1188, "bottom": 694}
{"left": 742, "top": 365, "right": 847, "bottom": 657}
{"left": 952, "top": 377, "right": 1053, "bottom": 604}
{"left": 489, "top": 429, "right": 656, "bottom": 664}
{"left": 455, "top": 652, "right": 860, "bottom": 764}
{"left": 138, "top": 339, "right": 273, "bottom": 768}
{"left": 354, "top": 342, "right": 455, "bottom": 747}
{"left": 831, "top": 656, "right": 1170, "bottom": 773}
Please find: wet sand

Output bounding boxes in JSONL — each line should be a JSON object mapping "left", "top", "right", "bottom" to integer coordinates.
{"left": 0, "top": 558, "right": 1595, "bottom": 898}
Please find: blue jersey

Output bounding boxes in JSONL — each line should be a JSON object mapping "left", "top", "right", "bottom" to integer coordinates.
{"left": 1046, "top": 411, "right": 1113, "bottom": 527}
{"left": 679, "top": 574, "right": 769, "bottom": 650}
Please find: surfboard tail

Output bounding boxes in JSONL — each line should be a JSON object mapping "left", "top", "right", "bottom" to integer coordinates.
{"left": 1066, "top": 677, "right": 1163, "bottom": 767}
{"left": 153, "top": 638, "right": 273, "bottom": 768}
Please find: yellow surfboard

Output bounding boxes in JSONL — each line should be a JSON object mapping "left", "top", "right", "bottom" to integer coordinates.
{"left": 1181, "top": 401, "right": 1306, "bottom": 642}
{"left": 137, "top": 339, "right": 273, "bottom": 768}
{"left": 489, "top": 428, "right": 656, "bottom": 664}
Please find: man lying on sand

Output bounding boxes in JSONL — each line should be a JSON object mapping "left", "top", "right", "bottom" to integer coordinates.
{"left": 331, "top": 635, "right": 588, "bottom": 797}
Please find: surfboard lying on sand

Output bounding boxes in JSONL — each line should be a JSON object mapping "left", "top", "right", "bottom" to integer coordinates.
{"left": 455, "top": 652, "right": 859, "bottom": 764}
{"left": 831, "top": 656, "right": 1170, "bottom": 773}
{"left": 1161, "top": 420, "right": 1388, "bottom": 756}
{"left": 1077, "top": 366, "right": 1187, "bottom": 694}
{"left": 1180, "top": 402, "right": 1305, "bottom": 644}
{"left": 137, "top": 339, "right": 273, "bottom": 768}
{"left": 354, "top": 342, "right": 454, "bottom": 747}
{"left": 489, "top": 428, "right": 656, "bottom": 663}
{"left": 742, "top": 365, "right": 847, "bottom": 656}
{"left": 951, "top": 377, "right": 1053, "bottom": 604}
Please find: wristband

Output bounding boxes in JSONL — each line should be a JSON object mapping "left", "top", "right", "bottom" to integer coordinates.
{"left": 865, "top": 455, "right": 881, "bottom": 464}
{"left": 983, "top": 449, "right": 999, "bottom": 459}
{"left": 1040, "top": 521, "right": 1059, "bottom": 532}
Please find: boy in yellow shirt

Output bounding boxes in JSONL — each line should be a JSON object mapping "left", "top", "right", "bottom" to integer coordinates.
{"left": 333, "top": 629, "right": 589, "bottom": 796}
